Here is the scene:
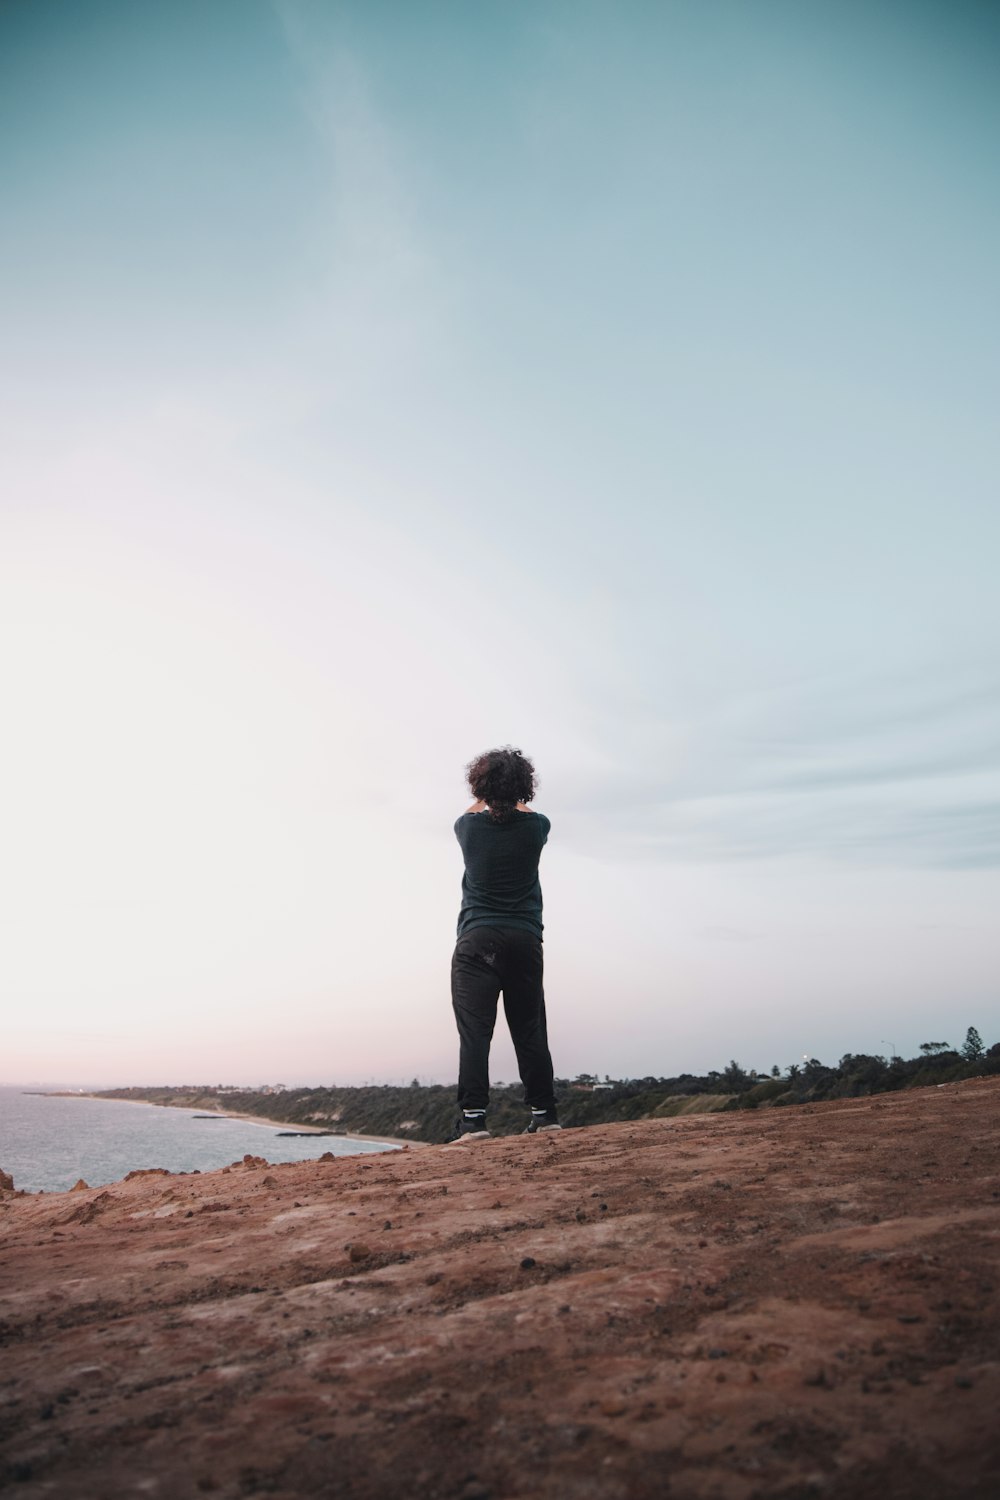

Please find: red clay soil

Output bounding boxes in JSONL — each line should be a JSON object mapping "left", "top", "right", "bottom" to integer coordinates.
{"left": 1, "top": 1078, "right": 998, "bottom": 1500}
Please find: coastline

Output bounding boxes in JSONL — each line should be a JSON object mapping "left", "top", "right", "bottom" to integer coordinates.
{"left": 215, "top": 1108, "right": 429, "bottom": 1148}
{"left": 73, "top": 1093, "right": 430, "bottom": 1150}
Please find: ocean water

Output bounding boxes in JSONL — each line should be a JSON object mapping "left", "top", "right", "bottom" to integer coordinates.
{"left": 0, "top": 1087, "right": 398, "bottom": 1193}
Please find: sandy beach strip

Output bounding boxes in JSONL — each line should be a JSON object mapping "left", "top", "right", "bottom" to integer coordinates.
{"left": 72, "top": 1094, "right": 430, "bottom": 1149}
{"left": 214, "top": 1109, "right": 430, "bottom": 1148}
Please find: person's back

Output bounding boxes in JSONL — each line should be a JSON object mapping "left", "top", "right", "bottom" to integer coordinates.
{"left": 454, "top": 809, "right": 550, "bottom": 938}
{"left": 449, "top": 747, "right": 560, "bottom": 1141}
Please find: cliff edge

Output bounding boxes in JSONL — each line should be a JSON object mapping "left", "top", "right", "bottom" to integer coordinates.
{"left": 2, "top": 1079, "right": 998, "bottom": 1499}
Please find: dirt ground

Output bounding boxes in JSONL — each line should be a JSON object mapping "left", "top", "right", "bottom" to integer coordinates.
{"left": 2, "top": 1077, "right": 998, "bottom": 1500}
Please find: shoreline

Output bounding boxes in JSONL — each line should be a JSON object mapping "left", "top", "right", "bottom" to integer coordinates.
{"left": 69, "top": 1093, "right": 430, "bottom": 1150}
{"left": 215, "top": 1108, "right": 429, "bottom": 1148}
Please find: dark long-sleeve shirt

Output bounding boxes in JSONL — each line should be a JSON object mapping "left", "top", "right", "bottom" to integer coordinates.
{"left": 454, "top": 811, "right": 550, "bottom": 938}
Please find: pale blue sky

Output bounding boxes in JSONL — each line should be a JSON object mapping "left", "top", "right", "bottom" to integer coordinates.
{"left": 2, "top": 0, "right": 998, "bottom": 1086}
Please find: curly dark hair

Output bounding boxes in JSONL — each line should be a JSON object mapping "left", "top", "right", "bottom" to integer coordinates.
{"left": 465, "top": 746, "right": 537, "bottom": 824}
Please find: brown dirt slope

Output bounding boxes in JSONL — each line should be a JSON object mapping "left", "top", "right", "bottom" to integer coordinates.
{"left": 1, "top": 1078, "right": 998, "bottom": 1500}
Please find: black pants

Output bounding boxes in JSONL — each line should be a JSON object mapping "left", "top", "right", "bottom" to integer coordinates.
{"left": 451, "top": 925, "right": 556, "bottom": 1113}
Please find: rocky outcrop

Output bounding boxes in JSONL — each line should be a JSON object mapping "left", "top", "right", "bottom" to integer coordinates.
{"left": 1, "top": 1080, "right": 998, "bottom": 1498}
{"left": 0, "top": 1167, "right": 13, "bottom": 1193}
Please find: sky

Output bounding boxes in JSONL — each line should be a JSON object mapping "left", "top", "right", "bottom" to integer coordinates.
{"left": 1, "top": 0, "right": 998, "bottom": 1089}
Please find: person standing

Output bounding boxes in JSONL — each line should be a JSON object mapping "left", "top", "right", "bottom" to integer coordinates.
{"left": 450, "top": 745, "right": 561, "bottom": 1140}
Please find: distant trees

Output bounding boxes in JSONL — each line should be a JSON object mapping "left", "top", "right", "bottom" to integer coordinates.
{"left": 722, "top": 1060, "right": 750, "bottom": 1092}
{"left": 803, "top": 1057, "right": 830, "bottom": 1081}
{"left": 837, "top": 1053, "right": 891, "bottom": 1096}
{"left": 961, "top": 1027, "right": 985, "bottom": 1061}
{"left": 93, "top": 1030, "right": 1000, "bottom": 1140}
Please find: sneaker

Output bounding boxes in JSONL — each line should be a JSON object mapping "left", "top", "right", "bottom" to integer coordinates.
{"left": 452, "top": 1111, "right": 491, "bottom": 1142}
{"left": 524, "top": 1109, "right": 562, "bottom": 1134}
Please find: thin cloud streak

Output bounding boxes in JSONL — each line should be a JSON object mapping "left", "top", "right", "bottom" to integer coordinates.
{"left": 559, "top": 666, "right": 1000, "bottom": 868}
{"left": 273, "top": 0, "right": 449, "bottom": 396}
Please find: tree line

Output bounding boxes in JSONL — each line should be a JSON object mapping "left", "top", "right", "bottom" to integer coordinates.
{"left": 709, "top": 1026, "right": 996, "bottom": 1109}
{"left": 95, "top": 1027, "right": 997, "bottom": 1143}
